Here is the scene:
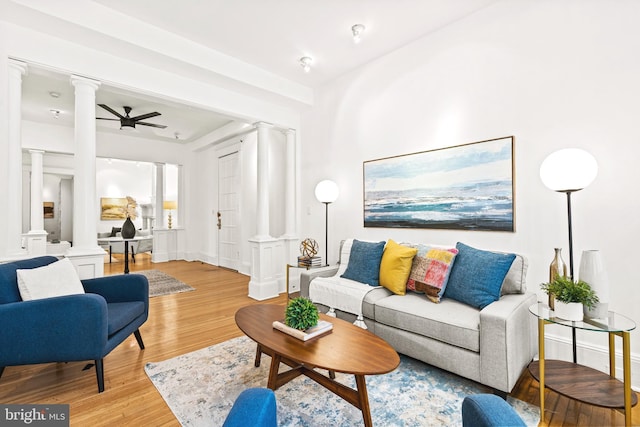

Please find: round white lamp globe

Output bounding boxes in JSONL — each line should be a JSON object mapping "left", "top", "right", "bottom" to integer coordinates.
{"left": 315, "top": 180, "right": 339, "bottom": 203}
{"left": 539, "top": 148, "right": 598, "bottom": 192}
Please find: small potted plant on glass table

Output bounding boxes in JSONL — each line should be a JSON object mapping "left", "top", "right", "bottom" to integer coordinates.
{"left": 541, "top": 276, "right": 599, "bottom": 321}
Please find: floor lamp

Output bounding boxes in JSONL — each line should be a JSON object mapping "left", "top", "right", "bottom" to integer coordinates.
{"left": 540, "top": 148, "right": 598, "bottom": 362}
{"left": 315, "top": 180, "right": 339, "bottom": 266}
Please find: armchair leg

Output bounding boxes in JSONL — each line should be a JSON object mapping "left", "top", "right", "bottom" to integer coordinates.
{"left": 95, "top": 359, "right": 105, "bottom": 393}
{"left": 0, "top": 366, "right": 4, "bottom": 379}
{"left": 134, "top": 329, "right": 145, "bottom": 350}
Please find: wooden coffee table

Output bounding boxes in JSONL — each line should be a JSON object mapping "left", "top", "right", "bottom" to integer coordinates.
{"left": 235, "top": 304, "right": 400, "bottom": 427}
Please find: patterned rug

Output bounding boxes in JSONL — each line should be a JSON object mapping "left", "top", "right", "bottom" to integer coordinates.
{"left": 134, "top": 270, "right": 195, "bottom": 297}
{"left": 145, "top": 336, "right": 539, "bottom": 426}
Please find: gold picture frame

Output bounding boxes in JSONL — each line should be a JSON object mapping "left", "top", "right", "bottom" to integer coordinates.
{"left": 100, "top": 197, "right": 128, "bottom": 220}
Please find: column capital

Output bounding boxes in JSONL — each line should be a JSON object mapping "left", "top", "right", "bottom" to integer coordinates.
{"left": 70, "top": 75, "right": 101, "bottom": 91}
{"left": 281, "top": 128, "right": 296, "bottom": 136}
{"left": 253, "top": 121, "right": 273, "bottom": 129}
{"left": 29, "top": 149, "right": 45, "bottom": 155}
{"left": 8, "top": 59, "right": 28, "bottom": 76}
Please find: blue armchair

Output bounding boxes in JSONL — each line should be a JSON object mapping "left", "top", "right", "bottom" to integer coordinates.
{"left": 462, "top": 394, "right": 526, "bottom": 427}
{"left": 223, "top": 388, "right": 277, "bottom": 427}
{"left": 0, "top": 256, "right": 149, "bottom": 393}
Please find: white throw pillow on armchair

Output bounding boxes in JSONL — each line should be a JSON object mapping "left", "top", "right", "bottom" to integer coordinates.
{"left": 17, "top": 258, "right": 85, "bottom": 301}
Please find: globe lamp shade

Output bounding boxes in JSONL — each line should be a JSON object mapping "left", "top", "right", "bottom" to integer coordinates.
{"left": 539, "top": 148, "right": 598, "bottom": 192}
{"left": 315, "top": 180, "right": 339, "bottom": 203}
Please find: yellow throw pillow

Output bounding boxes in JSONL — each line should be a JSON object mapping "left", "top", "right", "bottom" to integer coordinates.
{"left": 379, "top": 239, "right": 418, "bottom": 295}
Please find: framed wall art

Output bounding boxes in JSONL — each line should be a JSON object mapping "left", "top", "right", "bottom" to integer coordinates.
{"left": 43, "top": 202, "right": 54, "bottom": 219}
{"left": 100, "top": 197, "right": 128, "bottom": 220}
{"left": 363, "top": 136, "right": 515, "bottom": 231}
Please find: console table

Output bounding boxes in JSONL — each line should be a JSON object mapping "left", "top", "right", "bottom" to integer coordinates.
{"left": 528, "top": 302, "right": 637, "bottom": 426}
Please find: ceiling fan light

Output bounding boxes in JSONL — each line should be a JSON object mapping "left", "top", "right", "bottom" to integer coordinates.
{"left": 120, "top": 123, "right": 137, "bottom": 131}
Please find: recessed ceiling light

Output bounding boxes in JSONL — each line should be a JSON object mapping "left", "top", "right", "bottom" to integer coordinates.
{"left": 299, "top": 56, "right": 313, "bottom": 73}
{"left": 352, "top": 24, "right": 365, "bottom": 44}
{"left": 49, "top": 91, "right": 61, "bottom": 98}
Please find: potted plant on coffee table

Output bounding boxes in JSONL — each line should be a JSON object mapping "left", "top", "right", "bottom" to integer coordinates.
{"left": 540, "top": 276, "right": 599, "bottom": 321}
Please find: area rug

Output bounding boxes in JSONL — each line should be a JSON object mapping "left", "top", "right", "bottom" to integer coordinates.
{"left": 134, "top": 270, "right": 195, "bottom": 297}
{"left": 145, "top": 336, "right": 539, "bottom": 426}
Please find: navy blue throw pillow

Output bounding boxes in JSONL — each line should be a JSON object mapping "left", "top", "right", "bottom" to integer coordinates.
{"left": 340, "top": 240, "right": 386, "bottom": 286}
{"left": 444, "top": 242, "right": 516, "bottom": 309}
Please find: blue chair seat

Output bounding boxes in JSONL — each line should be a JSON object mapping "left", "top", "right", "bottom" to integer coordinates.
{"left": 462, "top": 394, "right": 526, "bottom": 427}
{"left": 223, "top": 388, "right": 277, "bottom": 427}
{"left": 107, "top": 302, "right": 145, "bottom": 335}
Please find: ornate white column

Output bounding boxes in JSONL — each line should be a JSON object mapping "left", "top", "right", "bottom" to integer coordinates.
{"left": 248, "top": 122, "right": 280, "bottom": 300}
{"left": 280, "top": 129, "right": 299, "bottom": 293}
{"left": 7, "top": 59, "right": 27, "bottom": 257}
{"left": 254, "top": 121, "right": 271, "bottom": 239}
{"left": 66, "top": 75, "right": 104, "bottom": 279}
{"left": 152, "top": 162, "right": 165, "bottom": 263}
{"left": 25, "top": 149, "right": 47, "bottom": 255}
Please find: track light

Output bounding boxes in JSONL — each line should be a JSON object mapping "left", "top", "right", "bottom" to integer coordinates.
{"left": 352, "top": 24, "right": 365, "bottom": 44}
{"left": 299, "top": 56, "right": 313, "bottom": 73}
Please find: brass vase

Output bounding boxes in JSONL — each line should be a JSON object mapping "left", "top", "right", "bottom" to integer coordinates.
{"left": 548, "top": 248, "right": 567, "bottom": 310}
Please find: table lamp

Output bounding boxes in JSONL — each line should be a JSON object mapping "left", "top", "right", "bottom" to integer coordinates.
{"left": 314, "top": 180, "right": 339, "bottom": 266}
{"left": 163, "top": 200, "right": 177, "bottom": 229}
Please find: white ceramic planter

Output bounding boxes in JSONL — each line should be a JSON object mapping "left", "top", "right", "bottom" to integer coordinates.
{"left": 554, "top": 301, "right": 583, "bottom": 321}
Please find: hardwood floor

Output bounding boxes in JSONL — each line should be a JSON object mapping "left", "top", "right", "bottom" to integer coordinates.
{"left": 1, "top": 254, "right": 637, "bottom": 426}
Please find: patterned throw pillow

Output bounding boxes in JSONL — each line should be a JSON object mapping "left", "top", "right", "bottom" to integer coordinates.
{"left": 379, "top": 239, "right": 418, "bottom": 295}
{"left": 340, "top": 239, "right": 386, "bottom": 286}
{"left": 407, "top": 247, "right": 458, "bottom": 303}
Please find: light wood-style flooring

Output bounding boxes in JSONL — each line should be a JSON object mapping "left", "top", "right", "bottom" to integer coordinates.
{"left": 1, "top": 254, "right": 637, "bottom": 426}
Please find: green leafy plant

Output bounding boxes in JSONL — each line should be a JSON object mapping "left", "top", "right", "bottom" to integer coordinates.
{"left": 285, "top": 297, "right": 319, "bottom": 330}
{"left": 540, "top": 276, "right": 599, "bottom": 309}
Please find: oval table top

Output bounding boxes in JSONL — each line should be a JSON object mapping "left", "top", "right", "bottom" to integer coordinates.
{"left": 235, "top": 304, "right": 400, "bottom": 376}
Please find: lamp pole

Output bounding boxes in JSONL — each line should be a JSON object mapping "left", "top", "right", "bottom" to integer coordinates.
{"left": 323, "top": 201, "right": 330, "bottom": 266}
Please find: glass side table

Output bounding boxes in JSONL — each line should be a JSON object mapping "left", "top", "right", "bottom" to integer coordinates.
{"left": 528, "top": 302, "right": 637, "bottom": 426}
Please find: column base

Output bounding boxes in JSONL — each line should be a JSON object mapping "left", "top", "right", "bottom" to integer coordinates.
{"left": 248, "top": 236, "right": 284, "bottom": 301}
{"left": 65, "top": 247, "right": 106, "bottom": 279}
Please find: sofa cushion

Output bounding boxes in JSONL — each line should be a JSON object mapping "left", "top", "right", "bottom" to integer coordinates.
{"left": 107, "top": 301, "right": 146, "bottom": 335}
{"left": 407, "top": 247, "right": 458, "bottom": 302}
{"left": 374, "top": 293, "right": 480, "bottom": 352}
{"left": 110, "top": 227, "right": 122, "bottom": 237}
{"left": 340, "top": 239, "right": 386, "bottom": 287}
{"left": 379, "top": 240, "right": 417, "bottom": 295}
{"left": 444, "top": 243, "right": 516, "bottom": 309}
{"left": 501, "top": 254, "right": 528, "bottom": 295}
{"left": 17, "top": 258, "right": 85, "bottom": 301}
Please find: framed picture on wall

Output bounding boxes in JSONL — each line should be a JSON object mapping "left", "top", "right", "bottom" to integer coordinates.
{"left": 100, "top": 197, "right": 128, "bottom": 220}
{"left": 363, "top": 136, "right": 515, "bottom": 231}
{"left": 43, "top": 202, "right": 54, "bottom": 219}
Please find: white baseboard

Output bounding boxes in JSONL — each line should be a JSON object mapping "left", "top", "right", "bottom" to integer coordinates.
{"left": 543, "top": 331, "right": 640, "bottom": 391}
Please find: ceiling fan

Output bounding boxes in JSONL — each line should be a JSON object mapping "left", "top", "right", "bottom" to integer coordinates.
{"left": 97, "top": 104, "right": 167, "bottom": 130}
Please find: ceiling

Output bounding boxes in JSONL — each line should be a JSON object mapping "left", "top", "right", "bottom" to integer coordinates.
{"left": 15, "top": 0, "right": 499, "bottom": 144}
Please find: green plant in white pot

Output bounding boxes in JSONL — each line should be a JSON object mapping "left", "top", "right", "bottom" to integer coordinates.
{"left": 541, "top": 276, "right": 599, "bottom": 321}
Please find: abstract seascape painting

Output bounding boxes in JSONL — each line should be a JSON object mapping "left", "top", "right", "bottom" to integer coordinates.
{"left": 363, "top": 136, "right": 514, "bottom": 231}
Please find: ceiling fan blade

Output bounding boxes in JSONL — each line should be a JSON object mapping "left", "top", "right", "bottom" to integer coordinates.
{"left": 131, "top": 112, "right": 161, "bottom": 121}
{"left": 137, "top": 121, "right": 167, "bottom": 129}
{"left": 98, "top": 104, "right": 125, "bottom": 118}
{"left": 96, "top": 118, "right": 121, "bottom": 121}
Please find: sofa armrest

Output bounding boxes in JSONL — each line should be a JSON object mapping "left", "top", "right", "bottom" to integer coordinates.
{"left": 0, "top": 294, "right": 108, "bottom": 364}
{"left": 479, "top": 292, "right": 537, "bottom": 393}
{"left": 299, "top": 265, "right": 339, "bottom": 298}
{"left": 82, "top": 274, "right": 149, "bottom": 306}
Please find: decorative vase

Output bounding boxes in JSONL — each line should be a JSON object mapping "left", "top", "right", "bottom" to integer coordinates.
{"left": 121, "top": 216, "right": 136, "bottom": 239}
{"left": 554, "top": 301, "right": 583, "bottom": 321}
{"left": 548, "top": 248, "right": 567, "bottom": 310}
{"left": 579, "top": 250, "right": 609, "bottom": 319}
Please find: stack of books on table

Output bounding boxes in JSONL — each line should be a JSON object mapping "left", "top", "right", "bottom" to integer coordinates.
{"left": 272, "top": 319, "right": 333, "bottom": 341}
{"left": 298, "top": 256, "right": 322, "bottom": 268}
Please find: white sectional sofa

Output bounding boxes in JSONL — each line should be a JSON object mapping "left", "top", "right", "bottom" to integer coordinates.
{"left": 300, "top": 239, "right": 536, "bottom": 395}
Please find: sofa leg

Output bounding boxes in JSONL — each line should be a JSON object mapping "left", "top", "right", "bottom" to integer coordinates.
{"left": 134, "top": 329, "right": 145, "bottom": 350}
{"left": 95, "top": 359, "right": 104, "bottom": 393}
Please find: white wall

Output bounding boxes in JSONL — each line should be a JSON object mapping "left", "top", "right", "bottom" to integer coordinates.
{"left": 301, "top": 0, "right": 640, "bottom": 386}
